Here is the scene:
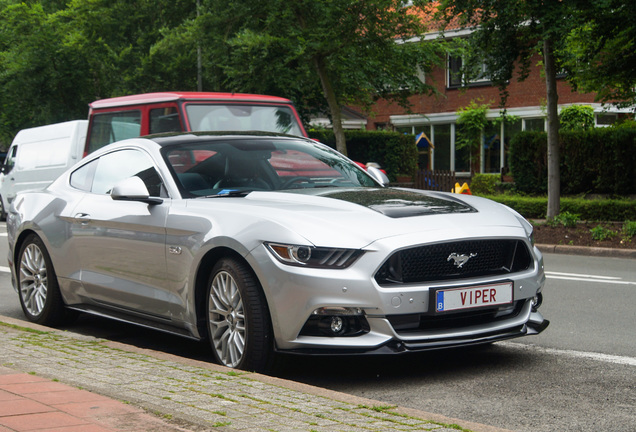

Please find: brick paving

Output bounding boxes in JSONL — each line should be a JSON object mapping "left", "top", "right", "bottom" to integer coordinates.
{"left": 0, "top": 316, "right": 509, "bottom": 432}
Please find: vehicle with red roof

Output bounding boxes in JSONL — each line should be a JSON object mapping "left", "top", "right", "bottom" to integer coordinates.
{"left": 85, "top": 92, "right": 307, "bottom": 156}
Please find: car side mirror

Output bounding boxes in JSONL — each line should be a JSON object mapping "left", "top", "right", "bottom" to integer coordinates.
{"left": 367, "top": 166, "right": 390, "bottom": 186}
{"left": 111, "top": 176, "right": 163, "bottom": 205}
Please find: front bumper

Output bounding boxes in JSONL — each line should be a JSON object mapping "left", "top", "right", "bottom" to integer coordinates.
{"left": 248, "top": 235, "right": 548, "bottom": 355}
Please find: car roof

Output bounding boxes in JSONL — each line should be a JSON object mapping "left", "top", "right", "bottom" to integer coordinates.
{"left": 89, "top": 92, "right": 294, "bottom": 109}
{"left": 146, "top": 132, "right": 307, "bottom": 148}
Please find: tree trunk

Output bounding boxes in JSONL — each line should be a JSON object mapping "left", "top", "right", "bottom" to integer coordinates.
{"left": 313, "top": 57, "right": 347, "bottom": 156}
{"left": 543, "top": 37, "right": 560, "bottom": 219}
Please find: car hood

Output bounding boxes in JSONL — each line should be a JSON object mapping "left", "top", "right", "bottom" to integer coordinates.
{"left": 187, "top": 187, "right": 528, "bottom": 249}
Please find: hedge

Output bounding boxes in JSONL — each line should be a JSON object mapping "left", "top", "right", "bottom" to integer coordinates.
{"left": 509, "top": 127, "right": 636, "bottom": 195}
{"left": 308, "top": 129, "right": 418, "bottom": 182}
{"left": 480, "top": 195, "right": 636, "bottom": 221}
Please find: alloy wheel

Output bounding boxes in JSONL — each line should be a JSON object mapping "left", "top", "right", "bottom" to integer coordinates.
{"left": 19, "top": 243, "right": 48, "bottom": 317}
{"left": 208, "top": 270, "right": 246, "bottom": 368}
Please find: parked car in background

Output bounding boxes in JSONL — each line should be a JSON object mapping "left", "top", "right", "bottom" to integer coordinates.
{"left": 0, "top": 120, "right": 87, "bottom": 220}
{"left": 7, "top": 132, "right": 548, "bottom": 372}
{"left": 85, "top": 92, "right": 307, "bottom": 155}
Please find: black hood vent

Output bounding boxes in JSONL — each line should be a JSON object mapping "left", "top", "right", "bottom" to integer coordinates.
{"left": 324, "top": 188, "right": 476, "bottom": 218}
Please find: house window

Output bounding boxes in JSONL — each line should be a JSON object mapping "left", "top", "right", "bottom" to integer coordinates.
{"left": 596, "top": 113, "right": 617, "bottom": 126}
{"left": 524, "top": 118, "right": 545, "bottom": 132}
{"left": 503, "top": 119, "right": 522, "bottom": 171}
{"left": 454, "top": 123, "right": 471, "bottom": 173}
{"left": 433, "top": 124, "right": 451, "bottom": 170}
{"left": 483, "top": 122, "right": 501, "bottom": 174}
{"left": 447, "top": 55, "right": 491, "bottom": 88}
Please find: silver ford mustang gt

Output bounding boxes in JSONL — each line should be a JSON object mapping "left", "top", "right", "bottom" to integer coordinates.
{"left": 7, "top": 132, "right": 548, "bottom": 372}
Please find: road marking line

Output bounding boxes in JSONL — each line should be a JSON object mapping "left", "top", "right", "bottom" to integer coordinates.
{"left": 545, "top": 271, "right": 636, "bottom": 286}
{"left": 0, "top": 266, "right": 10, "bottom": 273}
{"left": 545, "top": 271, "right": 620, "bottom": 280}
{"left": 500, "top": 341, "right": 636, "bottom": 367}
{"left": 546, "top": 275, "right": 636, "bottom": 285}
{"left": 0, "top": 233, "right": 7, "bottom": 237}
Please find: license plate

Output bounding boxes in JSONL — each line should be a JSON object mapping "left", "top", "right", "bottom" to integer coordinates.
{"left": 435, "top": 282, "right": 513, "bottom": 313}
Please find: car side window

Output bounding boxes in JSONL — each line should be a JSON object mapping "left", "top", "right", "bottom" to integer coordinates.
{"left": 81, "top": 149, "right": 166, "bottom": 197}
{"left": 70, "top": 159, "right": 98, "bottom": 191}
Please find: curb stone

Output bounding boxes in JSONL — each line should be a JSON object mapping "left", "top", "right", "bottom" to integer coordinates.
{"left": 536, "top": 244, "right": 636, "bottom": 259}
{"left": 0, "top": 315, "right": 512, "bottom": 432}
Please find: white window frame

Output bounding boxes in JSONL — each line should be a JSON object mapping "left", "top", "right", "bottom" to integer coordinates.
{"left": 447, "top": 54, "right": 491, "bottom": 88}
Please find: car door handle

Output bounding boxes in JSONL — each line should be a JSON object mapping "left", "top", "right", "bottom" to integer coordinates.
{"left": 74, "top": 213, "right": 91, "bottom": 225}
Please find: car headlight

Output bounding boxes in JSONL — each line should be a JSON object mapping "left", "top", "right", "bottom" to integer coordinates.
{"left": 265, "top": 242, "right": 363, "bottom": 268}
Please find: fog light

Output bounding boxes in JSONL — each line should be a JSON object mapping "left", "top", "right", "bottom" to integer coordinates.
{"left": 299, "top": 308, "right": 370, "bottom": 337}
{"left": 330, "top": 316, "right": 344, "bottom": 333}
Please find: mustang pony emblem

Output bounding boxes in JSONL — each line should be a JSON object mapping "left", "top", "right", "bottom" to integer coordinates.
{"left": 447, "top": 252, "right": 477, "bottom": 268}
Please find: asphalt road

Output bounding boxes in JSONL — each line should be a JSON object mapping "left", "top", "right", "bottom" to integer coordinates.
{"left": 1, "top": 223, "right": 634, "bottom": 431}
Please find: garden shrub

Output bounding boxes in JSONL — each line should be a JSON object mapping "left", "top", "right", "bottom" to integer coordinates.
{"left": 547, "top": 211, "right": 580, "bottom": 228}
{"left": 590, "top": 225, "right": 617, "bottom": 241}
{"left": 508, "top": 126, "right": 636, "bottom": 195}
{"left": 622, "top": 221, "right": 636, "bottom": 239}
{"left": 308, "top": 129, "right": 418, "bottom": 182}
{"left": 481, "top": 195, "right": 636, "bottom": 221}
{"left": 470, "top": 174, "right": 499, "bottom": 195}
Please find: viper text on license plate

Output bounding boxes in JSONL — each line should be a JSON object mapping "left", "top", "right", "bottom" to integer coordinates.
{"left": 435, "top": 282, "right": 513, "bottom": 313}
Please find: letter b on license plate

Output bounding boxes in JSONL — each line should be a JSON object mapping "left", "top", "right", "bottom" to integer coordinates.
{"left": 435, "top": 282, "right": 513, "bottom": 312}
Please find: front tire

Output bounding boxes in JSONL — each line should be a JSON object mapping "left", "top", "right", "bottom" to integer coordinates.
{"left": 17, "top": 234, "right": 68, "bottom": 325}
{"left": 207, "top": 258, "right": 273, "bottom": 372}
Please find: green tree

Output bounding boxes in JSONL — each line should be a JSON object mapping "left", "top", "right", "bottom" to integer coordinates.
{"left": 456, "top": 99, "right": 491, "bottom": 174}
{"left": 560, "top": 1, "right": 636, "bottom": 108}
{"left": 434, "top": 0, "right": 582, "bottom": 218}
{"left": 199, "top": 0, "right": 444, "bottom": 155}
{"left": 0, "top": 0, "right": 198, "bottom": 144}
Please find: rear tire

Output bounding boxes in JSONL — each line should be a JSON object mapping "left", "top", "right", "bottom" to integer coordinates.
{"left": 0, "top": 195, "right": 6, "bottom": 221}
{"left": 17, "top": 234, "right": 69, "bottom": 326}
{"left": 206, "top": 257, "right": 273, "bottom": 372}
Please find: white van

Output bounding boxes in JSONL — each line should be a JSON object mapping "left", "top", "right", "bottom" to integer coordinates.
{"left": 0, "top": 120, "right": 88, "bottom": 219}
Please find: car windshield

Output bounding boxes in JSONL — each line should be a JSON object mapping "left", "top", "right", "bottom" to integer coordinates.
{"left": 185, "top": 104, "right": 304, "bottom": 136}
{"left": 163, "top": 137, "right": 378, "bottom": 197}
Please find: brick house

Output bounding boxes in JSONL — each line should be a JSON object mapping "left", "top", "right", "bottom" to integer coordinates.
{"left": 340, "top": 24, "right": 628, "bottom": 179}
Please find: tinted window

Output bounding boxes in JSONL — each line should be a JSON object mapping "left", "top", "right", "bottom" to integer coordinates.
{"left": 91, "top": 149, "right": 164, "bottom": 197}
{"left": 87, "top": 111, "right": 141, "bottom": 153}
{"left": 163, "top": 138, "right": 377, "bottom": 197}
{"left": 186, "top": 104, "right": 303, "bottom": 136}
{"left": 150, "top": 107, "right": 182, "bottom": 134}
{"left": 2, "top": 146, "right": 17, "bottom": 173}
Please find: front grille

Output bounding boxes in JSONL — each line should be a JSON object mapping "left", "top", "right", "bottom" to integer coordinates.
{"left": 375, "top": 239, "right": 532, "bottom": 285}
{"left": 388, "top": 300, "right": 525, "bottom": 333}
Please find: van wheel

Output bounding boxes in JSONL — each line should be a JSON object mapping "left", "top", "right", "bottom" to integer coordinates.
{"left": 206, "top": 258, "right": 273, "bottom": 372}
{"left": 17, "top": 234, "right": 69, "bottom": 325}
{"left": 0, "top": 196, "right": 5, "bottom": 221}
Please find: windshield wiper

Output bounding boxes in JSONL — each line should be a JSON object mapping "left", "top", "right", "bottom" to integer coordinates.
{"left": 202, "top": 189, "right": 252, "bottom": 198}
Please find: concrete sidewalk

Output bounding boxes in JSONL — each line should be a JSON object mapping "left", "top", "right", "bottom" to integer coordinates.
{"left": 0, "top": 316, "right": 510, "bottom": 432}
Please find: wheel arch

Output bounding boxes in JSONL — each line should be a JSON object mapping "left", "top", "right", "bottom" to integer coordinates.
{"left": 193, "top": 246, "right": 272, "bottom": 340}
{"left": 12, "top": 229, "right": 39, "bottom": 274}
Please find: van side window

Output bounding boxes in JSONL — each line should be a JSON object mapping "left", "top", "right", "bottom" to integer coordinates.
{"left": 3, "top": 146, "right": 17, "bottom": 173}
{"left": 150, "top": 107, "right": 182, "bottom": 134}
{"left": 87, "top": 111, "right": 141, "bottom": 154}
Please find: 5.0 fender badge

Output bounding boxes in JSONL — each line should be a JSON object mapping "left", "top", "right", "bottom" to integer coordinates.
{"left": 447, "top": 252, "right": 477, "bottom": 268}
